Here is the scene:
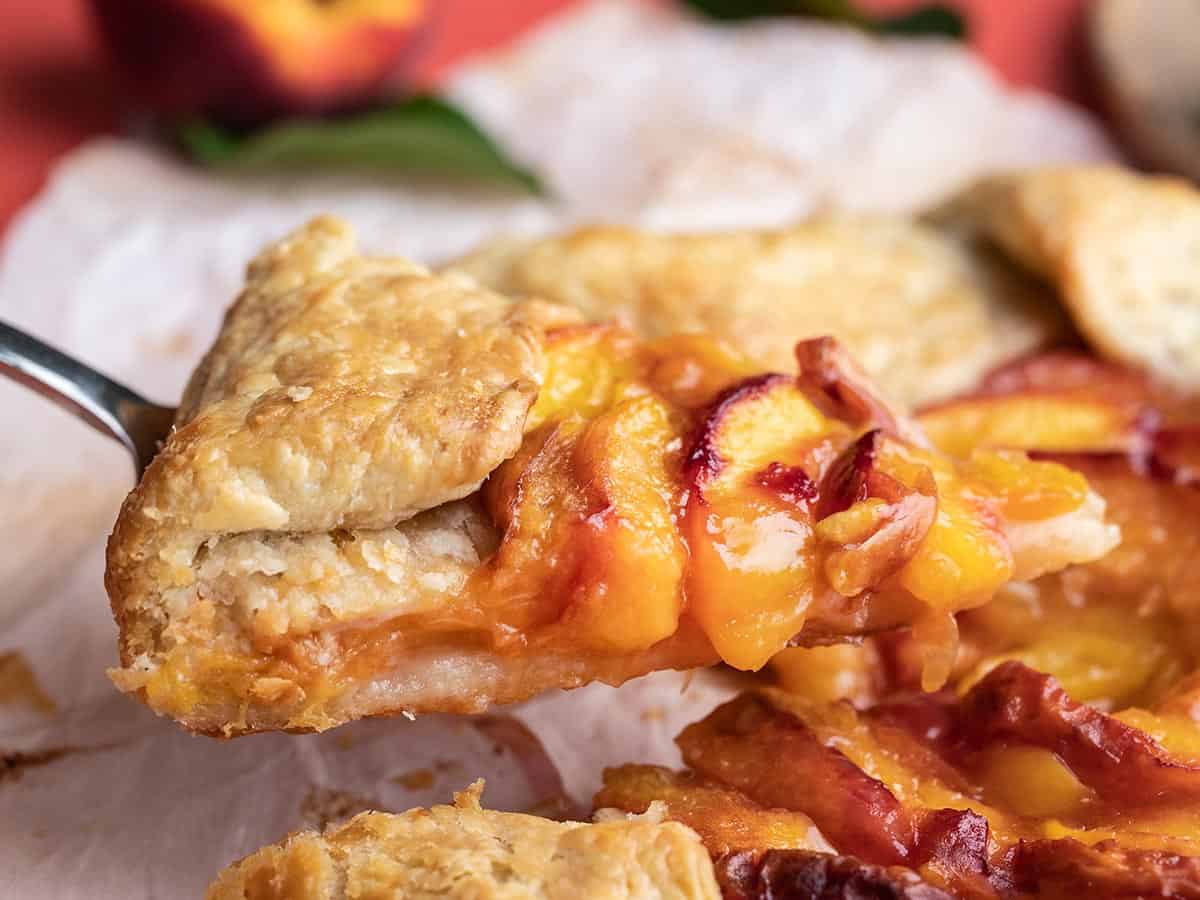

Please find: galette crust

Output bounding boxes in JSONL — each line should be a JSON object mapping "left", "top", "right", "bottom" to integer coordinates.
{"left": 107, "top": 218, "right": 575, "bottom": 700}
{"left": 167, "top": 215, "right": 557, "bottom": 534}
{"left": 205, "top": 783, "right": 720, "bottom": 900}
{"left": 940, "top": 166, "right": 1200, "bottom": 391}
{"left": 449, "top": 218, "right": 1067, "bottom": 408}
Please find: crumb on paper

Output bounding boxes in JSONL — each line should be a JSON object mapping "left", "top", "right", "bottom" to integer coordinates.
{"left": 136, "top": 329, "right": 195, "bottom": 359}
{"left": 391, "top": 768, "right": 436, "bottom": 791}
{"left": 298, "top": 786, "right": 378, "bottom": 830}
{"left": 0, "top": 652, "right": 56, "bottom": 714}
{"left": 1, "top": 747, "right": 74, "bottom": 784}
{"left": 453, "top": 779, "right": 486, "bottom": 809}
{"left": 640, "top": 706, "right": 666, "bottom": 723}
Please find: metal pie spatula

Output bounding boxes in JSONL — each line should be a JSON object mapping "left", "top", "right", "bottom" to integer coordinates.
{"left": 0, "top": 320, "right": 175, "bottom": 478}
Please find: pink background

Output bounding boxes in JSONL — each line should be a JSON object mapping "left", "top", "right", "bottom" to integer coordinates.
{"left": 0, "top": 0, "right": 1093, "bottom": 236}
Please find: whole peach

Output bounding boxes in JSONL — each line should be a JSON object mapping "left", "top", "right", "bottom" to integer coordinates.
{"left": 90, "top": 0, "right": 429, "bottom": 125}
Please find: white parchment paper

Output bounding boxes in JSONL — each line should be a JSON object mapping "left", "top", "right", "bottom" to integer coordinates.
{"left": 0, "top": 2, "right": 1117, "bottom": 896}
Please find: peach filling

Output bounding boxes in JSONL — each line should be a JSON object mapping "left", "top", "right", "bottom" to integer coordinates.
{"left": 451, "top": 325, "right": 1095, "bottom": 674}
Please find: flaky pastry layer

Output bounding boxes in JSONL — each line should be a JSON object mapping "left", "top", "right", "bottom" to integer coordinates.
{"left": 207, "top": 782, "right": 720, "bottom": 900}
{"left": 939, "top": 165, "right": 1200, "bottom": 391}
{"left": 449, "top": 217, "right": 1067, "bottom": 407}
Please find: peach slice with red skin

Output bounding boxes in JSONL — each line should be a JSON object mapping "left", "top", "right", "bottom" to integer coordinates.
{"left": 91, "top": 0, "right": 427, "bottom": 124}
{"left": 479, "top": 397, "right": 686, "bottom": 654}
{"left": 814, "top": 431, "right": 938, "bottom": 600}
{"left": 795, "top": 336, "right": 928, "bottom": 448}
{"left": 682, "top": 374, "right": 837, "bottom": 671}
{"left": 871, "top": 661, "right": 1200, "bottom": 809}
{"left": 920, "top": 349, "right": 1200, "bottom": 461}
{"left": 478, "top": 331, "right": 1110, "bottom": 682}
{"left": 480, "top": 323, "right": 689, "bottom": 653}
{"left": 918, "top": 351, "right": 1200, "bottom": 486}
{"left": 680, "top": 371, "right": 939, "bottom": 672}
{"left": 678, "top": 692, "right": 928, "bottom": 866}
{"left": 918, "top": 393, "right": 1147, "bottom": 458}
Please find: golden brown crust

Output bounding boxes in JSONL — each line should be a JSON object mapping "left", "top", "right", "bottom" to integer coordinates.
{"left": 106, "top": 218, "right": 578, "bottom": 724}
{"left": 449, "top": 218, "right": 1068, "bottom": 408}
{"left": 206, "top": 783, "right": 721, "bottom": 900}
{"left": 147, "top": 215, "right": 554, "bottom": 535}
{"left": 940, "top": 166, "right": 1200, "bottom": 391}
{"left": 115, "top": 618, "right": 716, "bottom": 736}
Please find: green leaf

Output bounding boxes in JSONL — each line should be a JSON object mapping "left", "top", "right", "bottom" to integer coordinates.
{"left": 177, "top": 95, "right": 545, "bottom": 195}
{"left": 681, "top": 0, "right": 864, "bottom": 23}
{"left": 877, "top": 5, "right": 965, "bottom": 38}
{"left": 680, "top": 0, "right": 966, "bottom": 38}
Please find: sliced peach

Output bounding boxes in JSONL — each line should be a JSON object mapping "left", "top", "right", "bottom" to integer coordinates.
{"left": 919, "top": 394, "right": 1143, "bottom": 458}
{"left": 960, "top": 449, "right": 1090, "bottom": 521}
{"left": 527, "top": 325, "right": 642, "bottom": 429}
{"left": 686, "top": 374, "right": 838, "bottom": 490}
{"left": 644, "top": 333, "right": 762, "bottom": 410}
{"left": 795, "top": 336, "right": 926, "bottom": 447}
{"left": 683, "top": 491, "right": 815, "bottom": 672}
{"left": 953, "top": 662, "right": 1200, "bottom": 808}
{"left": 482, "top": 393, "right": 688, "bottom": 654}
{"left": 896, "top": 490, "right": 1013, "bottom": 612}
{"left": 869, "top": 440, "right": 1015, "bottom": 612}
{"left": 682, "top": 375, "right": 837, "bottom": 670}
{"left": 814, "top": 431, "right": 937, "bottom": 600}
{"left": 678, "top": 693, "right": 919, "bottom": 866}
{"left": 978, "top": 350, "right": 1154, "bottom": 400}
{"left": 1154, "top": 426, "right": 1200, "bottom": 486}
{"left": 565, "top": 393, "right": 687, "bottom": 652}
{"left": 484, "top": 325, "right": 723, "bottom": 655}
{"left": 477, "top": 419, "right": 590, "bottom": 637}
{"left": 595, "top": 765, "right": 822, "bottom": 856}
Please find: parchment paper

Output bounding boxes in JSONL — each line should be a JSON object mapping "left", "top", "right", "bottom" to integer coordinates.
{"left": 0, "top": 2, "right": 1118, "bottom": 896}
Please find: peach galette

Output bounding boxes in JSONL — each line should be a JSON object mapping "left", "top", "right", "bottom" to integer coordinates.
{"left": 106, "top": 219, "right": 1115, "bottom": 736}
{"left": 707, "top": 353, "right": 1200, "bottom": 898}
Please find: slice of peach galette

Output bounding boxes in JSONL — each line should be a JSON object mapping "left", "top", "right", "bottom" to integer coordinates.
{"left": 106, "top": 219, "right": 1118, "bottom": 735}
